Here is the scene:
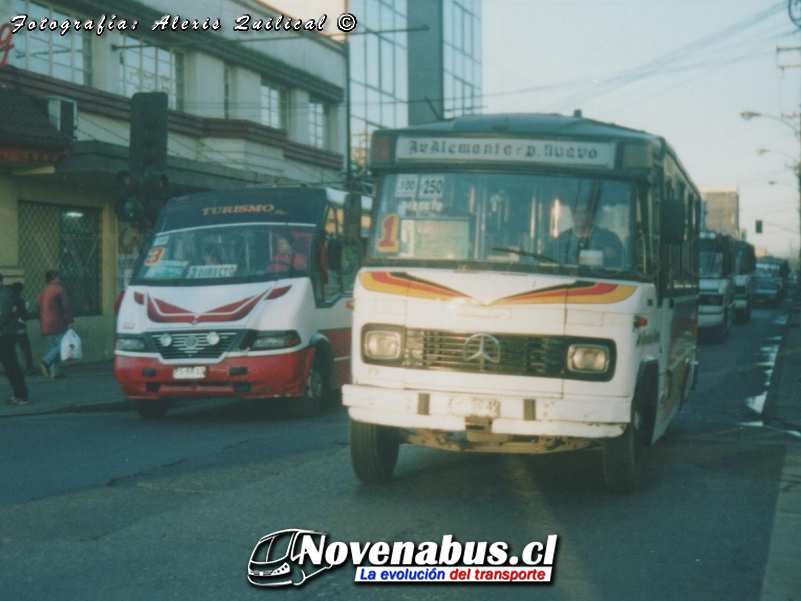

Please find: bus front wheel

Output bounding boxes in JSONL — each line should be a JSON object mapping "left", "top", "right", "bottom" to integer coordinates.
{"left": 350, "top": 419, "right": 399, "bottom": 484}
{"left": 602, "top": 396, "right": 646, "bottom": 494}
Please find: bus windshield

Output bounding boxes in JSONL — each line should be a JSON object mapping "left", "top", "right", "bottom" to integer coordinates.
{"left": 699, "top": 239, "right": 724, "bottom": 278}
{"left": 133, "top": 223, "right": 314, "bottom": 285}
{"left": 369, "top": 172, "right": 635, "bottom": 275}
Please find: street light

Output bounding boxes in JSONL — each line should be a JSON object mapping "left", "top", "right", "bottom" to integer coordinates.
{"left": 742, "top": 110, "right": 801, "bottom": 262}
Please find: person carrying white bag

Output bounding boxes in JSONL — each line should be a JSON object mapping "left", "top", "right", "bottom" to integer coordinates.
{"left": 37, "top": 270, "right": 74, "bottom": 379}
{"left": 60, "top": 328, "right": 82, "bottom": 361}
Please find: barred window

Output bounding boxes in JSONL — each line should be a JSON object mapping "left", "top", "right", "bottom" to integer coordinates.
{"left": 18, "top": 202, "right": 102, "bottom": 317}
{"left": 12, "top": 0, "right": 92, "bottom": 86}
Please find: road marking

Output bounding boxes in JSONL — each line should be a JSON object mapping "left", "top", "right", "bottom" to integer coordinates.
{"left": 761, "top": 446, "right": 801, "bottom": 601}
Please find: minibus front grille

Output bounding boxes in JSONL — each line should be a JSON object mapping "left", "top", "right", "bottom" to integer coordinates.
{"left": 403, "top": 329, "right": 565, "bottom": 377}
{"left": 147, "top": 330, "right": 240, "bottom": 360}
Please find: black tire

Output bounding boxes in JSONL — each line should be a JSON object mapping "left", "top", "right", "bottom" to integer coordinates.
{"left": 289, "top": 351, "right": 330, "bottom": 418}
{"left": 602, "top": 394, "right": 647, "bottom": 494}
{"left": 135, "top": 400, "right": 169, "bottom": 420}
{"left": 350, "top": 419, "right": 400, "bottom": 484}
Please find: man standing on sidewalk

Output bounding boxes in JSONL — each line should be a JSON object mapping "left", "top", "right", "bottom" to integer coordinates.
{"left": 0, "top": 273, "right": 30, "bottom": 405}
{"left": 37, "top": 270, "right": 74, "bottom": 379}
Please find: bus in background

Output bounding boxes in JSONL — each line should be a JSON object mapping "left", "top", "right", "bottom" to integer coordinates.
{"left": 344, "top": 113, "right": 700, "bottom": 493}
{"left": 757, "top": 256, "right": 790, "bottom": 305}
{"left": 115, "top": 187, "right": 368, "bottom": 419}
{"left": 698, "top": 231, "right": 736, "bottom": 342}
{"left": 733, "top": 239, "right": 756, "bottom": 323}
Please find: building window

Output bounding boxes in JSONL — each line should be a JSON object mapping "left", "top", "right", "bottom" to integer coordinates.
{"left": 308, "top": 101, "right": 327, "bottom": 149}
{"left": 18, "top": 202, "right": 102, "bottom": 317}
{"left": 260, "top": 83, "right": 285, "bottom": 129}
{"left": 12, "top": 0, "right": 92, "bottom": 86}
{"left": 442, "top": 0, "right": 482, "bottom": 120}
{"left": 348, "top": 0, "right": 408, "bottom": 171}
{"left": 119, "top": 37, "right": 183, "bottom": 110}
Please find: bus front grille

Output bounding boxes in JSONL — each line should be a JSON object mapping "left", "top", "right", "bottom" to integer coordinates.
{"left": 402, "top": 329, "right": 565, "bottom": 378}
{"left": 147, "top": 330, "right": 240, "bottom": 360}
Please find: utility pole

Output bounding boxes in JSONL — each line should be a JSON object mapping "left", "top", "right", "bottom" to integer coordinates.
{"left": 770, "top": 40, "right": 801, "bottom": 265}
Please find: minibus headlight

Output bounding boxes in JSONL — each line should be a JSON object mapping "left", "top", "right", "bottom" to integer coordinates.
{"left": 567, "top": 344, "right": 609, "bottom": 373}
{"left": 251, "top": 331, "right": 301, "bottom": 350}
{"left": 363, "top": 326, "right": 402, "bottom": 361}
{"left": 117, "top": 337, "right": 146, "bottom": 352}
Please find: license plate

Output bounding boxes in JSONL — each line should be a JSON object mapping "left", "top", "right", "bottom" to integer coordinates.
{"left": 447, "top": 396, "right": 500, "bottom": 419}
{"left": 173, "top": 366, "right": 207, "bottom": 380}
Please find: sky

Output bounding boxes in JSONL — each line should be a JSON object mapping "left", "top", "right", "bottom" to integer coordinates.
{"left": 482, "top": 0, "right": 801, "bottom": 259}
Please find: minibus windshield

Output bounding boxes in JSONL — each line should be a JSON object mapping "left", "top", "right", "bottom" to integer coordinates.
{"left": 133, "top": 223, "right": 315, "bottom": 285}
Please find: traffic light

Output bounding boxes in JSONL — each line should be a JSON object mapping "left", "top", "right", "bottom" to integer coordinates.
{"left": 129, "top": 92, "right": 168, "bottom": 173}
{"left": 113, "top": 170, "right": 143, "bottom": 224}
{"left": 756, "top": 220, "right": 763, "bottom": 234}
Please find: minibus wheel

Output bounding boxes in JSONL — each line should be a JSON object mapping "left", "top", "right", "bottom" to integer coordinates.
{"left": 602, "top": 393, "right": 646, "bottom": 493}
{"left": 350, "top": 419, "right": 399, "bottom": 484}
{"left": 134, "top": 400, "right": 170, "bottom": 420}
{"left": 290, "top": 352, "right": 330, "bottom": 418}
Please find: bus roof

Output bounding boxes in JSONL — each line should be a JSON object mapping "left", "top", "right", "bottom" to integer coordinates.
{"left": 154, "top": 186, "right": 347, "bottom": 232}
{"left": 372, "top": 113, "right": 697, "bottom": 191}
{"left": 166, "top": 186, "right": 348, "bottom": 208}
{"left": 388, "top": 113, "right": 663, "bottom": 144}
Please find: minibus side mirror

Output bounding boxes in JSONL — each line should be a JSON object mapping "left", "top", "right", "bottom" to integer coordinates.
{"left": 327, "top": 237, "right": 343, "bottom": 271}
{"left": 345, "top": 193, "right": 362, "bottom": 241}
{"left": 661, "top": 197, "right": 685, "bottom": 245}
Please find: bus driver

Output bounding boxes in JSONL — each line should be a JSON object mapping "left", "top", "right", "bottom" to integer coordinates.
{"left": 549, "top": 199, "right": 623, "bottom": 268}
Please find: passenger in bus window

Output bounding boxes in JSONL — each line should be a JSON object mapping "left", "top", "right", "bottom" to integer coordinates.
{"left": 201, "top": 244, "right": 224, "bottom": 265}
{"left": 548, "top": 199, "right": 624, "bottom": 267}
{"left": 267, "top": 234, "right": 308, "bottom": 271}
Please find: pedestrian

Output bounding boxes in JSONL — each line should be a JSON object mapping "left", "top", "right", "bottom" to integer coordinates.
{"left": 8, "top": 282, "right": 37, "bottom": 376}
{"left": 36, "top": 269, "right": 74, "bottom": 379}
{"left": 0, "top": 273, "right": 30, "bottom": 405}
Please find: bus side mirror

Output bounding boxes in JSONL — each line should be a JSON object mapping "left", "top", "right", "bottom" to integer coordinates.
{"left": 661, "top": 197, "right": 685, "bottom": 245}
{"left": 327, "top": 237, "right": 343, "bottom": 271}
{"left": 345, "top": 193, "right": 362, "bottom": 241}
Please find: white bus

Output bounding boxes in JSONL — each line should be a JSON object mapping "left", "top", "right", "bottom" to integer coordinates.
{"left": 698, "top": 231, "right": 736, "bottom": 342}
{"left": 115, "top": 186, "right": 367, "bottom": 419}
{"left": 344, "top": 113, "right": 701, "bottom": 493}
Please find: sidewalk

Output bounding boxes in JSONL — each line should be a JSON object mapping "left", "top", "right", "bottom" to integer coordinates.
{"left": 0, "top": 360, "right": 129, "bottom": 418}
{"left": 764, "top": 297, "right": 801, "bottom": 432}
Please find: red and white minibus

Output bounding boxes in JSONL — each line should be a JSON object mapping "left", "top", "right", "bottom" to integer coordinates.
{"left": 114, "top": 186, "right": 367, "bottom": 419}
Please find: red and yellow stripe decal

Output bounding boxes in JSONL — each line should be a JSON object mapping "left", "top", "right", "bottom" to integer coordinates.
{"left": 359, "top": 271, "right": 468, "bottom": 301}
{"left": 359, "top": 272, "right": 636, "bottom": 305}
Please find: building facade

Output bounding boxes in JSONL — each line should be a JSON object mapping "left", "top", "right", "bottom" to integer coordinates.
{"left": 0, "top": 0, "right": 348, "bottom": 363}
{"left": 701, "top": 187, "right": 741, "bottom": 239}
{"left": 348, "top": 0, "right": 483, "bottom": 177}
{"left": 269, "top": 0, "right": 483, "bottom": 185}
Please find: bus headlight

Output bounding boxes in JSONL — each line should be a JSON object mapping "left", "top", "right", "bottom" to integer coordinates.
{"left": 117, "top": 336, "right": 146, "bottom": 352}
{"left": 363, "top": 325, "right": 403, "bottom": 361}
{"left": 251, "top": 331, "right": 301, "bottom": 350}
{"left": 567, "top": 344, "right": 609, "bottom": 373}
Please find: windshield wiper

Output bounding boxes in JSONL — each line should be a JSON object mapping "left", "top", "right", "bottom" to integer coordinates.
{"left": 491, "top": 247, "right": 563, "bottom": 266}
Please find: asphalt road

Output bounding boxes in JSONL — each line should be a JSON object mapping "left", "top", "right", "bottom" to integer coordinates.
{"left": 0, "top": 307, "right": 796, "bottom": 600}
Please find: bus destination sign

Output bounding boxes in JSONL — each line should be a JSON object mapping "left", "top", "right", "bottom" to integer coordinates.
{"left": 395, "top": 136, "right": 616, "bottom": 169}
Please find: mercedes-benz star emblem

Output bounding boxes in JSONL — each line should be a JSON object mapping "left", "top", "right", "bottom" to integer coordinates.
{"left": 462, "top": 333, "right": 502, "bottom": 364}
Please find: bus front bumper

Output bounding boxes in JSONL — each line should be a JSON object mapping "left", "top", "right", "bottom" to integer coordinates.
{"left": 114, "top": 350, "right": 314, "bottom": 401}
{"left": 698, "top": 306, "right": 725, "bottom": 328}
{"left": 343, "top": 384, "right": 628, "bottom": 439}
